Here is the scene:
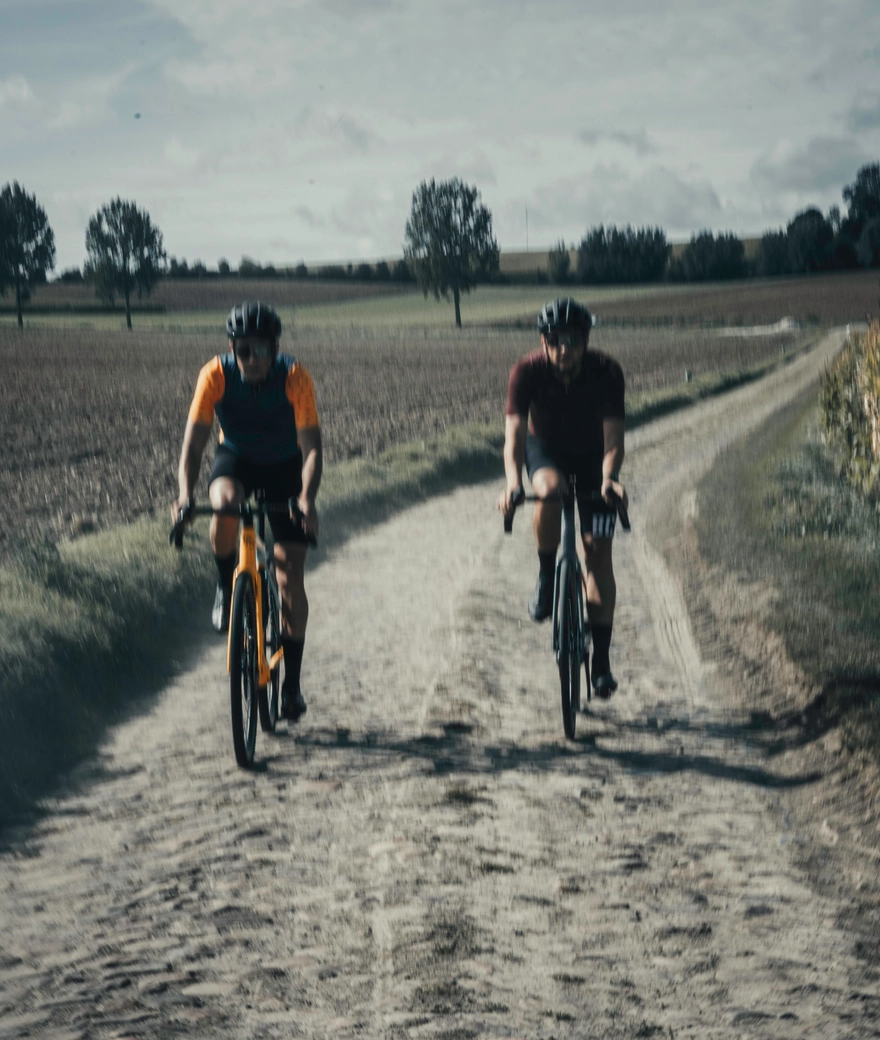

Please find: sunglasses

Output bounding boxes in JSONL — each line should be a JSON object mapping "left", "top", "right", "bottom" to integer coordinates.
{"left": 545, "top": 332, "right": 585, "bottom": 349}
{"left": 234, "top": 342, "right": 272, "bottom": 362}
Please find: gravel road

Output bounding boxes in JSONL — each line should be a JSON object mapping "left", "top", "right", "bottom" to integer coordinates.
{"left": 3, "top": 329, "right": 878, "bottom": 1040}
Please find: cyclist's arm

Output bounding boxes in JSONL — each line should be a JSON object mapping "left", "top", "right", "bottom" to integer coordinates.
{"left": 175, "top": 419, "right": 212, "bottom": 509}
{"left": 297, "top": 426, "right": 322, "bottom": 502}
{"left": 499, "top": 413, "right": 527, "bottom": 514}
{"left": 601, "top": 418, "right": 627, "bottom": 506}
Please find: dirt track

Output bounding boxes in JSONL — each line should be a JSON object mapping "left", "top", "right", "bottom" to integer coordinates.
{"left": 2, "top": 329, "right": 879, "bottom": 1039}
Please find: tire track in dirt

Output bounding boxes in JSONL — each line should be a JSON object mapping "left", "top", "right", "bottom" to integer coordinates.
{"left": 3, "top": 330, "right": 879, "bottom": 1039}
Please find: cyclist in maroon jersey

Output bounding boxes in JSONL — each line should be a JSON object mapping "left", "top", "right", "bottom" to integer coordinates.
{"left": 498, "top": 298, "right": 628, "bottom": 697}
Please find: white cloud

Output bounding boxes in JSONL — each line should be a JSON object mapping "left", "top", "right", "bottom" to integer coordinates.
{"left": 164, "top": 137, "right": 201, "bottom": 171}
{"left": 578, "top": 128, "right": 657, "bottom": 157}
{"left": 751, "top": 137, "right": 873, "bottom": 194}
{"left": 0, "top": 75, "right": 35, "bottom": 110}
{"left": 42, "top": 65, "right": 138, "bottom": 130}
{"left": 849, "top": 91, "right": 880, "bottom": 131}
{"left": 502, "top": 163, "right": 725, "bottom": 247}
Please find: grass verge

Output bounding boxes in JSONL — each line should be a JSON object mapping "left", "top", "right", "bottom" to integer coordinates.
{"left": 0, "top": 339, "right": 823, "bottom": 826}
{"left": 696, "top": 391, "right": 880, "bottom": 763}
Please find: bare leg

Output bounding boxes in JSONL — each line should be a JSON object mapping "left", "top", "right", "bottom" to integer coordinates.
{"left": 530, "top": 467, "right": 565, "bottom": 552}
{"left": 581, "top": 534, "right": 616, "bottom": 626}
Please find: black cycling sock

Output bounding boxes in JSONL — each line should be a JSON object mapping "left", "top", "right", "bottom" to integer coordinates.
{"left": 281, "top": 638, "right": 305, "bottom": 689}
{"left": 538, "top": 551, "right": 556, "bottom": 577}
{"left": 214, "top": 552, "right": 236, "bottom": 591}
{"left": 591, "top": 623, "right": 612, "bottom": 676}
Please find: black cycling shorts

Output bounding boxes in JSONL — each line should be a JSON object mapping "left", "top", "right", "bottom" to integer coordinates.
{"left": 208, "top": 445, "right": 309, "bottom": 545}
{"left": 525, "top": 434, "right": 616, "bottom": 539}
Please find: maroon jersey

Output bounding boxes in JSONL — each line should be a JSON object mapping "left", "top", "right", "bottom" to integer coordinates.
{"left": 506, "top": 348, "right": 625, "bottom": 457}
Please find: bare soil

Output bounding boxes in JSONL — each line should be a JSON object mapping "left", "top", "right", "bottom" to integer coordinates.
{"left": 0, "top": 324, "right": 804, "bottom": 560}
{"left": 2, "top": 330, "right": 879, "bottom": 1039}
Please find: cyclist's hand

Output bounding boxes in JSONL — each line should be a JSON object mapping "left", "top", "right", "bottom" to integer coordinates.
{"left": 601, "top": 477, "right": 628, "bottom": 511}
{"left": 296, "top": 495, "right": 319, "bottom": 540}
{"left": 171, "top": 496, "right": 195, "bottom": 526}
{"left": 498, "top": 484, "right": 524, "bottom": 517}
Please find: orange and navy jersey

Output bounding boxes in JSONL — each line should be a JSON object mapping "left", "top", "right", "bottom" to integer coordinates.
{"left": 188, "top": 352, "right": 319, "bottom": 464}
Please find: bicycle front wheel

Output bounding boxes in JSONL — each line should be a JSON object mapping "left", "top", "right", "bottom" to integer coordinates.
{"left": 258, "top": 564, "right": 282, "bottom": 733}
{"left": 229, "top": 572, "right": 259, "bottom": 768}
{"left": 556, "top": 559, "right": 581, "bottom": 741}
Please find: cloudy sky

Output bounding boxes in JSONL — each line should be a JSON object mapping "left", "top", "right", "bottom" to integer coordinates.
{"left": 3, "top": 0, "right": 880, "bottom": 272}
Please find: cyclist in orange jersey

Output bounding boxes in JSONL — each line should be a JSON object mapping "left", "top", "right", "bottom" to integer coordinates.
{"left": 172, "top": 301, "right": 321, "bottom": 721}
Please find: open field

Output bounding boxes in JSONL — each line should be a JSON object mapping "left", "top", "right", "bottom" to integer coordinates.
{"left": 2, "top": 269, "right": 875, "bottom": 333}
{"left": 0, "top": 322, "right": 817, "bottom": 559}
{"left": 4, "top": 277, "right": 412, "bottom": 313}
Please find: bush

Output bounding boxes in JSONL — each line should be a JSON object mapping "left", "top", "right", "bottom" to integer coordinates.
{"left": 668, "top": 230, "right": 747, "bottom": 282}
{"left": 576, "top": 224, "right": 669, "bottom": 284}
{"left": 820, "top": 322, "right": 880, "bottom": 494}
{"left": 547, "top": 240, "right": 571, "bottom": 284}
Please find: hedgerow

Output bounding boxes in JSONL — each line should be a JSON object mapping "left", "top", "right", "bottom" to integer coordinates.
{"left": 820, "top": 321, "right": 880, "bottom": 494}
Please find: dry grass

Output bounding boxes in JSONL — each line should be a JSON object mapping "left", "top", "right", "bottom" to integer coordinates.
{"left": 697, "top": 398, "right": 880, "bottom": 766}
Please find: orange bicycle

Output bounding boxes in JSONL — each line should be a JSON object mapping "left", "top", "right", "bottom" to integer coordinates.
{"left": 170, "top": 495, "right": 314, "bottom": 768}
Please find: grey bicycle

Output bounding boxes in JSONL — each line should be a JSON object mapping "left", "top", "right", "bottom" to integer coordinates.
{"left": 505, "top": 478, "right": 630, "bottom": 740}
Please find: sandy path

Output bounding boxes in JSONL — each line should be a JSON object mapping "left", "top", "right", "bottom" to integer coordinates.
{"left": 2, "top": 329, "right": 877, "bottom": 1039}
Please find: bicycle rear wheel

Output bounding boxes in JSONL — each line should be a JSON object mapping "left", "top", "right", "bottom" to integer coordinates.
{"left": 229, "top": 572, "right": 259, "bottom": 768}
{"left": 556, "top": 559, "right": 580, "bottom": 740}
{"left": 258, "top": 564, "right": 282, "bottom": 732}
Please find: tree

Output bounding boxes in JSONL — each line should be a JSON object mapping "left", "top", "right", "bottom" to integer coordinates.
{"left": 84, "top": 198, "right": 165, "bottom": 329}
{"left": 755, "top": 229, "right": 789, "bottom": 276}
{"left": 404, "top": 177, "right": 499, "bottom": 327}
{"left": 576, "top": 225, "right": 669, "bottom": 284}
{"left": 0, "top": 182, "right": 56, "bottom": 328}
{"left": 669, "top": 230, "right": 746, "bottom": 282}
{"left": 218, "top": 258, "right": 231, "bottom": 276}
{"left": 239, "top": 257, "right": 262, "bottom": 278}
{"left": 857, "top": 216, "right": 880, "bottom": 268}
{"left": 843, "top": 162, "right": 880, "bottom": 239}
{"left": 548, "top": 240, "right": 571, "bottom": 284}
{"left": 786, "top": 207, "right": 834, "bottom": 273}
{"left": 391, "top": 259, "right": 413, "bottom": 282}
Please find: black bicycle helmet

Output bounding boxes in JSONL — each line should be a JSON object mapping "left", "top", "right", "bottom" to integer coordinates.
{"left": 537, "top": 297, "right": 592, "bottom": 335}
{"left": 226, "top": 300, "right": 282, "bottom": 341}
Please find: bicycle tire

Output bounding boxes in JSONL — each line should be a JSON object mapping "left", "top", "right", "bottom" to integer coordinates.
{"left": 556, "top": 559, "right": 580, "bottom": 740}
{"left": 258, "top": 564, "right": 282, "bottom": 732}
{"left": 229, "top": 572, "right": 259, "bottom": 768}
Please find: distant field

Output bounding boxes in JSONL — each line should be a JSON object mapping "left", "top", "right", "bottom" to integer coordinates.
{"left": 2, "top": 270, "right": 873, "bottom": 333}
{"left": 0, "top": 321, "right": 816, "bottom": 558}
{"left": 11, "top": 278, "right": 412, "bottom": 312}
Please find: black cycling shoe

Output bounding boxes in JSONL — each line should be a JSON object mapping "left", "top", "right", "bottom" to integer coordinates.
{"left": 528, "top": 571, "right": 554, "bottom": 622}
{"left": 591, "top": 671, "right": 619, "bottom": 699}
{"left": 282, "top": 683, "right": 307, "bottom": 722}
{"left": 211, "top": 583, "right": 230, "bottom": 633}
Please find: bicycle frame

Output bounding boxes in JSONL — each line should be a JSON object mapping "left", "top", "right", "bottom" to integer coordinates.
{"left": 227, "top": 511, "right": 281, "bottom": 688}
{"left": 551, "top": 483, "right": 587, "bottom": 672}
{"left": 171, "top": 497, "right": 295, "bottom": 685}
{"left": 504, "top": 477, "right": 629, "bottom": 735}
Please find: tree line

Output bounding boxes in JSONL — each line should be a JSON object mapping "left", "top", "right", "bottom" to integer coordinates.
{"left": 1, "top": 162, "right": 878, "bottom": 329}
